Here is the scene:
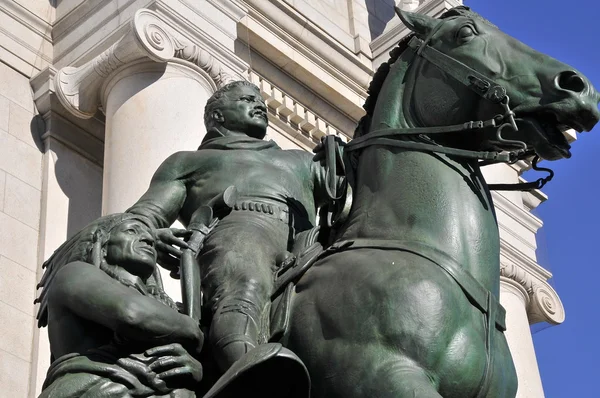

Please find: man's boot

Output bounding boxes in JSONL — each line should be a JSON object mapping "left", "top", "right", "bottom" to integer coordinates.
{"left": 203, "top": 343, "right": 310, "bottom": 398}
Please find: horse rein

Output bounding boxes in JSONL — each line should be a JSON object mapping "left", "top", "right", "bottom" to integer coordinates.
{"left": 343, "top": 31, "right": 554, "bottom": 192}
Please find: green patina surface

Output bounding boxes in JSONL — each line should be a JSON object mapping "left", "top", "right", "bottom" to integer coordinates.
{"left": 36, "top": 6, "right": 600, "bottom": 398}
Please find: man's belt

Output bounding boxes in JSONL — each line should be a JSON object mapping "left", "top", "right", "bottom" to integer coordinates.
{"left": 233, "top": 201, "right": 291, "bottom": 225}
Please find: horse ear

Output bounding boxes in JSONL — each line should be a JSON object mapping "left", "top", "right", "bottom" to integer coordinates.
{"left": 395, "top": 7, "right": 438, "bottom": 37}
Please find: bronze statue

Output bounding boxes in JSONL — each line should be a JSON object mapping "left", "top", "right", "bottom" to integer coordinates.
{"left": 36, "top": 214, "right": 203, "bottom": 397}
{"left": 35, "top": 5, "right": 600, "bottom": 397}
{"left": 127, "top": 80, "right": 337, "bottom": 394}
{"left": 278, "top": 6, "right": 600, "bottom": 398}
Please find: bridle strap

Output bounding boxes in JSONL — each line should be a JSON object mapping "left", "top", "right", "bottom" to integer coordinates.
{"left": 487, "top": 156, "right": 554, "bottom": 191}
{"left": 341, "top": 30, "right": 555, "bottom": 191}
{"left": 346, "top": 137, "right": 515, "bottom": 163}
{"left": 408, "top": 36, "right": 507, "bottom": 104}
{"left": 345, "top": 116, "right": 503, "bottom": 152}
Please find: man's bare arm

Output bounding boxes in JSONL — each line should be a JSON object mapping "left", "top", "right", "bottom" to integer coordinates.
{"left": 127, "top": 152, "right": 191, "bottom": 229}
{"left": 49, "top": 262, "right": 202, "bottom": 350}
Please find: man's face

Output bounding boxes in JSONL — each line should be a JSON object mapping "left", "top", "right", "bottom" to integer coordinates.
{"left": 214, "top": 85, "right": 268, "bottom": 139}
{"left": 105, "top": 220, "right": 157, "bottom": 279}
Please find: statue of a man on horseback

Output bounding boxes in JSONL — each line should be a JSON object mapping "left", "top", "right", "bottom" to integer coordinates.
{"left": 36, "top": 5, "right": 600, "bottom": 398}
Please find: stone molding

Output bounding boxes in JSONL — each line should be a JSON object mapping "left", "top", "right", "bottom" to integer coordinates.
{"left": 240, "top": 0, "right": 370, "bottom": 121}
{"left": 30, "top": 67, "right": 106, "bottom": 166}
{"left": 205, "top": 0, "right": 248, "bottom": 23}
{"left": 0, "top": 0, "right": 53, "bottom": 77}
{"left": 500, "top": 262, "right": 565, "bottom": 325}
{"left": 250, "top": 72, "right": 350, "bottom": 146}
{"left": 492, "top": 191, "right": 543, "bottom": 258}
{"left": 54, "top": 9, "right": 239, "bottom": 120}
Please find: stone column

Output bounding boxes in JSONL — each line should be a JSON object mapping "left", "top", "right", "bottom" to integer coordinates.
{"left": 53, "top": 9, "right": 242, "bottom": 299}
{"left": 101, "top": 59, "right": 214, "bottom": 214}
{"left": 500, "top": 263, "right": 565, "bottom": 398}
{"left": 31, "top": 67, "right": 106, "bottom": 397}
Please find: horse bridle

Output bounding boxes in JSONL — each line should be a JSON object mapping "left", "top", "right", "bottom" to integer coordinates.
{"left": 342, "top": 30, "right": 555, "bottom": 192}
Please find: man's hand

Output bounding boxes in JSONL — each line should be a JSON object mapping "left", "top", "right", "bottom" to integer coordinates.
{"left": 312, "top": 134, "right": 345, "bottom": 169}
{"left": 116, "top": 356, "right": 171, "bottom": 395}
{"left": 155, "top": 228, "right": 192, "bottom": 278}
{"left": 146, "top": 343, "right": 203, "bottom": 389}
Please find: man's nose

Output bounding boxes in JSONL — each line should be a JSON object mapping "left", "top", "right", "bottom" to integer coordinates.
{"left": 254, "top": 102, "right": 267, "bottom": 112}
{"left": 139, "top": 231, "right": 155, "bottom": 246}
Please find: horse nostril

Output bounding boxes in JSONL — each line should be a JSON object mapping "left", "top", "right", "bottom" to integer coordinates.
{"left": 555, "top": 71, "right": 587, "bottom": 94}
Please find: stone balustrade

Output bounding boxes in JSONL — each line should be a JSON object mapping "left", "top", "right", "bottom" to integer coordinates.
{"left": 249, "top": 71, "right": 349, "bottom": 144}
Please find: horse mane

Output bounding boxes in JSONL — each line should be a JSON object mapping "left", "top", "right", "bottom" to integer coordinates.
{"left": 354, "top": 6, "right": 492, "bottom": 139}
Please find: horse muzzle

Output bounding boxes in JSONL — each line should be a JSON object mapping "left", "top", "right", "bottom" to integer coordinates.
{"left": 550, "top": 70, "right": 600, "bottom": 132}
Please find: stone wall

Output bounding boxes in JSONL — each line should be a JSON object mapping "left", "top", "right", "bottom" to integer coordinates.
{"left": 0, "top": 1, "right": 54, "bottom": 392}
{"left": 0, "top": 61, "right": 42, "bottom": 398}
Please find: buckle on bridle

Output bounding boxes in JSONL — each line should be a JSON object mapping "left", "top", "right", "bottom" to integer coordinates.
{"left": 468, "top": 76, "right": 490, "bottom": 93}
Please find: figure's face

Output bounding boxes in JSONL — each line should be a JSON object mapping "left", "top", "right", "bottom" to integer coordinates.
{"left": 214, "top": 85, "right": 268, "bottom": 139}
{"left": 105, "top": 220, "right": 157, "bottom": 279}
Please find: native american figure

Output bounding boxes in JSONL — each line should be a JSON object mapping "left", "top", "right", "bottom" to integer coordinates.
{"left": 36, "top": 214, "right": 204, "bottom": 398}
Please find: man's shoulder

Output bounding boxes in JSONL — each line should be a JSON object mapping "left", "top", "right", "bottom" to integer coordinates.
{"left": 54, "top": 261, "right": 104, "bottom": 282}
{"left": 158, "top": 150, "right": 208, "bottom": 172}
{"left": 277, "top": 148, "right": 313, "bottom": 162}
{"left": 49, "top": 262, "right": 105, "bottom": 299}
{"left": 166, "top": 149, "right": 205, "bottom": 162}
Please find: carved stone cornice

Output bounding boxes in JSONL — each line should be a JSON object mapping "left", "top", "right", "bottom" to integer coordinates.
{"left": 30, "top": 67, "right": 105, "bottom": 165}
{"left": 500, "top": 262, "right": 565, "bottom": 325}
{"left": 55, "top": 9, "right": 239, "bottom": 119}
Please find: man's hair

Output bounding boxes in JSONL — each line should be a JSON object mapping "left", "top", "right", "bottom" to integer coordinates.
{"left": 203, "top": 80, "right": 260, "bottom": 129}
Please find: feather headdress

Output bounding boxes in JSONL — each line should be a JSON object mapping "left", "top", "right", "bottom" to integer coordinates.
{"left": 35, "top": 213, "right": 175, "bottom": 327}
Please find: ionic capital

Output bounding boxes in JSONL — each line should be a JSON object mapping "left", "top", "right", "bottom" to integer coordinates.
{"left": 500, "top": 262, "right": 565, "bottom": 325}
{"left": 55, "top": 9, "right": 239, "bottom": 119}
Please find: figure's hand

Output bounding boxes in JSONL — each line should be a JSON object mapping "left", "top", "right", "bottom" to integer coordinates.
{"left": 312, "top": 140, "right": 326, "bottom": 163}
{"left": 312, "top": 135, "right": 346, "bottom": 173}
{"left": 155, "top": 228, "right": 192, "bottom": 278}
{"left": 116, "top": 357, "right": 171, "bottom": 394}
{"left": 145, "top": 343, "right": 203, "bottom": 389}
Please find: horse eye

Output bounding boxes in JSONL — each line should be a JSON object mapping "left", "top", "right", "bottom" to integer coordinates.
{"left": 457, "top": 25, "right": 475, "bottom": 43}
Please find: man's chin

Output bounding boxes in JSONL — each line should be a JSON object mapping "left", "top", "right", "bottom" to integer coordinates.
{"left": 247, "top": 130, "right": 267, "bottom": 140}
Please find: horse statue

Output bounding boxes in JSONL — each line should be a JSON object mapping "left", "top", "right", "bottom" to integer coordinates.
{"left": 278, "top": 6, "right": 600, "bottom": 398}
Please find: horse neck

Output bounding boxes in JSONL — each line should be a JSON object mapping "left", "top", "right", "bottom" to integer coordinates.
{"left": 339, "top": 53, "right": 500, "bottom": 292}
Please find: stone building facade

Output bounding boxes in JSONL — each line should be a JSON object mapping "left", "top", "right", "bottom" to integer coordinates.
{"left": 0, "top": 0, "right": 565, "bottom": 396}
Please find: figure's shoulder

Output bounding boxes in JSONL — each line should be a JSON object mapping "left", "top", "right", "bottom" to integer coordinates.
{"left": 279, "top": 148, "right": 313, "bottom": 163}
{"left": 54, "top": 261, "right": 102, "bottom": 282}
{"left": 49, "top": 261, "right": 104, "bottom": 299}
{"left": 163, "top": 150, "right": 204, "bottom": 165}
{"left": 156, "top": 150, "right": 206, "bottom": 175}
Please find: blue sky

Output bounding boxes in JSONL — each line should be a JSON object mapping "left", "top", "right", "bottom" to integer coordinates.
{"left": 465, "top": 1, "right": 600, "bottom": 396}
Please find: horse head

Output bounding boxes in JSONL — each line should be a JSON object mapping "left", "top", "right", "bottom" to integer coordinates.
{"left": 385, "top": 6, "right": 600, "bottom": 161}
